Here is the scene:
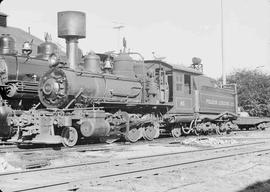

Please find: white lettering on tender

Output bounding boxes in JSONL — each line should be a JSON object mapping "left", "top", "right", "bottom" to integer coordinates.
{"left": 206, "top": 99, "right": 217, "bottom": 105}
{"left": 177, "top": 100, "right": 185, "bottom": 106}
{"left": 206, "top": 99, "right": 234, "bottom": 106}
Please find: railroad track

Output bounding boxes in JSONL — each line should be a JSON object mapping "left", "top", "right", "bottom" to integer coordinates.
{"left": 0, "top": 144, "right": 16, "bottom": 149}
{"left": 0, "top": 141, "right": 266, "bottom": 176}
{"left": 1, "top": 141, "right": 270, "bottom": 191}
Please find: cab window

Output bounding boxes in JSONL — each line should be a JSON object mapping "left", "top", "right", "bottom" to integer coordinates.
{"left": 184, "top": 74, "right": 191, "bottom": 94}
{"left": 176, "top": 74, "right": 183, "bottom": 92}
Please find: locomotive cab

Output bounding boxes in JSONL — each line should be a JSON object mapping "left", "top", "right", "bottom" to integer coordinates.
{"left": 144, "top": 60, "right": 171, "bottom": 104}
{"left": 168, "top": 64, "right": 202, "bottom": 114}
{"left": 160, "top": 62, "right": 237, "bottom": 116}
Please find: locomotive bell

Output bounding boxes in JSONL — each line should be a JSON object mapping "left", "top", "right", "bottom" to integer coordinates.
{"left": 22, "top": 41, "right": 33, "bottom": 55}
{"left": 83, "top": 51, "right": 101, "bottom": 73}
{"left": 0, "top": 34, "right": 16, "bottom": 55}
{"left": 104, "top": 59, "right": 112, "bottom": 69}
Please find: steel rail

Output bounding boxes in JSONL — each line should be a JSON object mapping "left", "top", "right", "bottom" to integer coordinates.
{"left": 0, "top": 160, "right": 110, "bottom": 177}
{"left": 128, "top": 141, "right": 266, "bottom": 160}
{"left": 0, "top": 141, "right": 266, "bottom": 177}
{"left": 102, "top": 148, "right": 270, "bottom": 178}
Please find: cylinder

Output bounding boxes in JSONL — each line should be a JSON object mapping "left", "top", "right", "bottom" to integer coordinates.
{"left": 80, "top": 110, "right": 110, "bottom": 138}
{"left": 57, "top": 11, "right": 86, "bottom": 38}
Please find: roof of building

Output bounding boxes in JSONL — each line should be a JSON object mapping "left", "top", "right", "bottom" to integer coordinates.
{"left": 0, "top": 12, "right": 7, "bottom": 16}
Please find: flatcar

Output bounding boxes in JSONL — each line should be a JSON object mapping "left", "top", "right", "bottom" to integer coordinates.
{"left": 7, "top": 11, "right": 250, "bottom": 147}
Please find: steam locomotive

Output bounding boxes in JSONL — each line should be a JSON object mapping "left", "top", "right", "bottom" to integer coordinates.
{"left": 0, "top": 33, "right": 59, "bottom": 138}
{"left": 4, "top": 11, "right": 246, "bottom": 147}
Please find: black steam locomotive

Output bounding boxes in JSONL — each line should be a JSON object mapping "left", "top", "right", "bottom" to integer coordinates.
{"left": 5, "top": 11, "right": 270, "bottom": 147}
{"left": 3, "top": 11, "right": 236, "bottom": 146}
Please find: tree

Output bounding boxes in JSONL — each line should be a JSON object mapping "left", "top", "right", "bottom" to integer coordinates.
{"left": 226, "top": 69, "right": 270, "bottom": 117}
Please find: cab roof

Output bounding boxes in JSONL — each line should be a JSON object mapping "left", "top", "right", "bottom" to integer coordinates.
{"left": 145, "top": 60, "right": 203, "bottom": 75}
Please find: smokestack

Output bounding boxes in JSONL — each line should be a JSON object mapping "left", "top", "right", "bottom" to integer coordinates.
{"left": 57, "top": 11, "right": 86, "bottom": 70}
{"left": 0, "top": 12, "right": 7, "bottom": 27}
{"left": 0, "top": 0, "right": 7, "bottom": 27}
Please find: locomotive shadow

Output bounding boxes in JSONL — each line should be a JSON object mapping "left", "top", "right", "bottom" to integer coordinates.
{"left": 16, "top": 137, "right": 110, "bottom": 150}
{"left": 237, "top": 179, "right": 270, "bottom": 192}
{"left": 17, "top": 143, "right": 63, "bottom": 150}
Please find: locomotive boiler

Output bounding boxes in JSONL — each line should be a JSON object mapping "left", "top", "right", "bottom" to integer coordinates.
{"left": 39, "top": 54, "right": 142, "bottom": 109}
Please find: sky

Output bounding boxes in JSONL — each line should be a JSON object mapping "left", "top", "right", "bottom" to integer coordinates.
{"left": 1, "top": 0, "right": 270, "bottom": 78}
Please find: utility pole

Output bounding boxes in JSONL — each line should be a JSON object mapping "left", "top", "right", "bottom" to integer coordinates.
{"left": 113, "top": 25, "right": 125, "bottom": 52}
{"left": 221, "top": 0, "right": 226, "bottom": 85}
